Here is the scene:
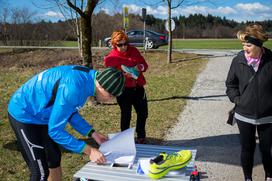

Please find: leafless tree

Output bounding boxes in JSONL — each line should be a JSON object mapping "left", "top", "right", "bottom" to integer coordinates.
{"left": 10, "top": 8, "right": 36, "bottom": 45}
{"left": 32, "top": 0, "right": 83, "bottom": 57}
{"left": 55, "top": 0, "right": 84, "bottom": 57}
{"left": 0, "top": 8, "right": 9, "bottom": 45}
{"left": 92, "top": 11, "right": 122, "bottom": 45}
{"left": 66, "top": 0, "right": 109, "bottom": 68}
{"left": 140, "top": 0, "right": 215, "bottom": 63}
{"left": 53, "top": 0, "right": 106, "bottom": 68}
{"left": 164, "top": 0, "right": 214, "bottom": 63}
{"left": 0, "top": 1, "right": 9, "bottom": 45}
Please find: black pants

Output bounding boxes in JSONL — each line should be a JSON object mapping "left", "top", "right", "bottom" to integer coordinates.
{"left": 236, "top": 119, "right": 272, "bottom": 179}
{"left": 117, "top": 86, "right": 148, "bottom": 138}
{"left": 8, "top": 113, "right": 61, "bottom": 181}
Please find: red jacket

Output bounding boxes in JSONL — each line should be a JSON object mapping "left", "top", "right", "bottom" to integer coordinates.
{"left": 104, "top": 46, "right": 148, "bottom": 87}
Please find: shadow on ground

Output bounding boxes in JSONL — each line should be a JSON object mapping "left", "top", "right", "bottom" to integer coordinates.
{"left": 3, "top": 133, "right": 262, "bottom": 167}
{"left": 148, "top": 94, "right": 227, "bottom": 102}
{"left": 160, "top": 134, "right": 262, "bottom": 166}
{"left": 99, "top": 94, "right": 228, "bottom": 106}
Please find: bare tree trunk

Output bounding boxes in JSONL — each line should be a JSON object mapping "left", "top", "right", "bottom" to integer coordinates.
{"left": 167, "top": 1, "right": 172, "bottom": 64}
{"left": 74, "top": 0, "right": 83, "bottom": 58}
{"left": 81, "top": 16, "right": 93, "bottom": 68}
{"left": 75, "top": 15, "right": 83, "bottom": 57}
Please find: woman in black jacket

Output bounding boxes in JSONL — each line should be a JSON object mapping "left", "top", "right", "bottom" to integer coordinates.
{"left": 226, "top": 24, "right": 272, "bottom": 181}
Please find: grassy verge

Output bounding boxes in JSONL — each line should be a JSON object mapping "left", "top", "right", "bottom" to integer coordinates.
{"left": 172, "top": 39, "right": 272, "bottom": 49}
{"left": 58, "top": 39, "right": 272, "bottom": 49}
{"left": 59, "top": 41, "right": 78, "bottom": 47}
{"left": 173, "top": 39, "right": 242, "bottom": 49}
{"left": 0, "top": 50, "right": 208, "bottom": 180}
{"left": 0, "top": 48, "right": 13, "bottom": 53}
{"left": 2, "top": 39, "right": 272, "bottom": 49}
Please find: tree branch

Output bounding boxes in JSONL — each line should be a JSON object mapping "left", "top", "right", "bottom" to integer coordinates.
{"left": 86, "top": 0, "right": 99, "bottom": 15}
{"left": 171, "top": 0, "right": 185, "bottom": 9}
{"left": 66, "top": 0, "right": 85, "bottom": 17}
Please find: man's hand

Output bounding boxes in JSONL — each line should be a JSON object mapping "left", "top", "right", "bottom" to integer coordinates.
{"left": 83, "top": 145, "right": 106, "bottom": 164}
{"left": 92, "top": 132, "right": 108, "bottom": 145}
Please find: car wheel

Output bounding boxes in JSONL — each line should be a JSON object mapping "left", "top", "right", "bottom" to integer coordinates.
{"left": 145, "top": 40, "right": 154, "bottom": 49}
{"left": 106, "top": 40, "right": 112, "bottom": 48}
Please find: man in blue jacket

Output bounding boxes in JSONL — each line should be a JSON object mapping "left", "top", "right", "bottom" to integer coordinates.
{"left": 8, "top": 65, "right": 125, "bottom": 181}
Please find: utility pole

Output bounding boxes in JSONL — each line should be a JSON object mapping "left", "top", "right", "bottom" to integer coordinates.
{"left": 142, "top": 8, "right": 147, "bottom": 52}
{"left": 167, "top": 4, "right": 172, "bottom": 64}
{"left": 123, "top": 7, "right": 129, "bottom": 33}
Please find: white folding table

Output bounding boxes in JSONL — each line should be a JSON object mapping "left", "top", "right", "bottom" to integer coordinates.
{"left": 73, "top": 144, "right": 197, "bottom": 181}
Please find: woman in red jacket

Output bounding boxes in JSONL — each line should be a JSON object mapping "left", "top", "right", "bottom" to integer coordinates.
{"left": 104, "top": 30, "right": 148, "bottom": 144}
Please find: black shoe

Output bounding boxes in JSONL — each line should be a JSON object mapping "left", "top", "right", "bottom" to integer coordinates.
{"left": 135, "top": 138, "right": 146, "bottom": 144}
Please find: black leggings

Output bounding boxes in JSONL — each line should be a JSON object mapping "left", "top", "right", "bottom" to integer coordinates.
{"left": 236, "top": 119, "right": 272, "bottom": 179}
{"left": 117, "top": 86, "right": 148, "bottom": 138}
{"left": 8, "top": 113, "right": 61, "bottom": 181}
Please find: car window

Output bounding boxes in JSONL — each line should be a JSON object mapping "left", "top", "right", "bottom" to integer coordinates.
{"left": 147, "top": 30, "right": 160, "bottom": 36}
{"left": 135, "top": 31, "right": 143, "bottom": 36}
{"left": 127, "top": 31, "right": 135, "bottom": 36}
{"left": 145, "top": 31, "right": 152, "bottom": 36}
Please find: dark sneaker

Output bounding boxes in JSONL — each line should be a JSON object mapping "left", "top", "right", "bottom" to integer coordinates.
{"left": 136, "top": 138, "right": 146, "bottom": 144}
{"left": 121, "top": 65, "right": 139, "bottom": 79}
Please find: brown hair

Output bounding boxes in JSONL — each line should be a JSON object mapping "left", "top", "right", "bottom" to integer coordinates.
{"left": 237, "top": 24, "right": 269, "bottom": 43}
{"left": 111, "top": 30, "right": 128, "bottom": 47}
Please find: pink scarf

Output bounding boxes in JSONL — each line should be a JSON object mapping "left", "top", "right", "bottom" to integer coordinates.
{"left": 245, "top": 51, "right": 263, "bottom": 71}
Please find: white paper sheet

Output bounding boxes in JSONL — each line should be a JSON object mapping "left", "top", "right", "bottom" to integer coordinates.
{"left": 136, "top": 158, "right": 151, "bottom": 175}
{"left": 99, "top": 128, "right": 136, "bottom": 166}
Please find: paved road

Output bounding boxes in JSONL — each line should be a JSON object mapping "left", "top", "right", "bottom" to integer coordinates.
{"left": 165, "top": 50, "right": 264, "bottom": 181}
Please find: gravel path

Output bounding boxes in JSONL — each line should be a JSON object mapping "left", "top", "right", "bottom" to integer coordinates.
{"left": 165, "top": 50, "right": 264, "bottom": 181}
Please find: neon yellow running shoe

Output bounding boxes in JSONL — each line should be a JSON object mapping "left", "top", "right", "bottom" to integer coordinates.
{"left": 121, "top": 65, "right": 139, "bottom": 79}
{"left": 148, "top": 150, "right": 192, "bottom": 179}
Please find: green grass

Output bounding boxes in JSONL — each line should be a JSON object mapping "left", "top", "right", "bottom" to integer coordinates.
{"left": 0, "top": 48, "right": 13, "bottom": 53}
{"left": 172, "top": 39, "right": 241, "bottom": 49}
{"left": 2, "top": 39, "right": 272, "bottom": 49}
{"left": 59, "top": 41, "right": 78, "bottom": 47}
{"left": 58, "top": 39, "right": 272, "bottom": 50}
{"left": 0, "top": 50, "right": 207, "bottom": 180}
{"left": 172, "top": 39, "right": 272, "bottom": 49}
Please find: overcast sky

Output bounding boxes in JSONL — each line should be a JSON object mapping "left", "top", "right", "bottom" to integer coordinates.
{"left": 9, "top": 0, "right": 272, "bottom": 22}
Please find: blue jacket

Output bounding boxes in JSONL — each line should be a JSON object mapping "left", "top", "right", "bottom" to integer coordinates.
{"left": 8, "top": 65, "right": 97, "bottom": 153}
